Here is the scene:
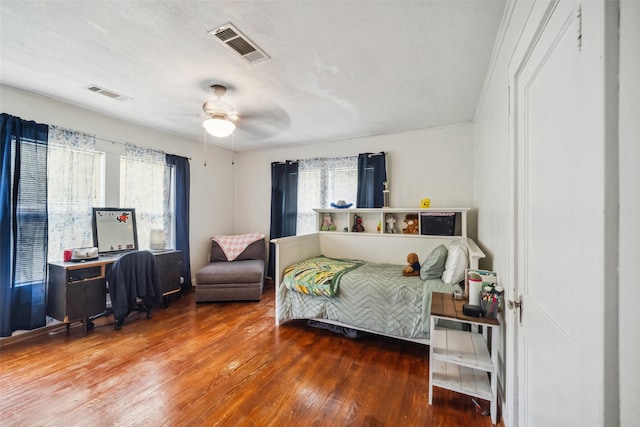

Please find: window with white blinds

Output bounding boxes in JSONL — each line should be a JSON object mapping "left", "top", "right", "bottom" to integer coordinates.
{"left": 120, "top": 153, "right": 174, "bottom": 251}
{"left": 11, "top": 138, "right": 48, "bottom": 286}
{"left": 46, "top": 126, "right": 103, "bottom": 262}
{"left": 296, "top": 156, "right": 357, "bottom": 235}
{"left": 47, "top": 144, "right": 103, "bottom": 261}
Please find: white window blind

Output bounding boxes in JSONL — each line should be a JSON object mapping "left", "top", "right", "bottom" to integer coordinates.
{"left": 47, "top": 126, "right": 103, "bottom": 262}
{"left": 296, "top": 156, "right": 357, "bottom": 235}
{"left": 120, "top": 145, "right": 174, "bottom": 250}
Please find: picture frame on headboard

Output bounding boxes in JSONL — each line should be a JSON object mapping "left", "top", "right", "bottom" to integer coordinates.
{"left": 92, "top": 207, "right": 139, "bottom": 255}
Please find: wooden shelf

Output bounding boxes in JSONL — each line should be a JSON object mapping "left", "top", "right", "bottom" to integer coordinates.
{"left": 431, "top": 328, "right": 494, "bottom": 372}
{"left": 431, "top": 359, "right": 493, "bottom": 400}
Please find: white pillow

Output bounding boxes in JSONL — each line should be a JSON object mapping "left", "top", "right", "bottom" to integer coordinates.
{"left": 441, "top": 240, "right": 468, "bottom": 284}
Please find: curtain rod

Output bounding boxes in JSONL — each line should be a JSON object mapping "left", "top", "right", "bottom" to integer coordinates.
{"left": 309, "top": 152, "right": 385, "bottom": 160}
{"left": 301, "top": 154, "right": 356, "bottom": 161}
{"left": 93, "top": 134, "right": 191, "bottom": 161}
{"left": 274, "top": 152, "right": 386, "bottom": 164}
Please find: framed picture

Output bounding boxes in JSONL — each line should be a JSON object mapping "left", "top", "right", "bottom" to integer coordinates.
{"left": 92, "top": 207, "right": 138, "bottom": 255}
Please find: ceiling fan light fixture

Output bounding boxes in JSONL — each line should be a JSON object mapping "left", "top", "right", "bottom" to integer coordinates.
{"left": 203, "top": 115, "right": 235, "bottom": 138}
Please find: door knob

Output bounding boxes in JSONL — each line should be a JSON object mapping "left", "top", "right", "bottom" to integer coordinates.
{"left": 507, "top": 294, "right": 523, "bottom": 324}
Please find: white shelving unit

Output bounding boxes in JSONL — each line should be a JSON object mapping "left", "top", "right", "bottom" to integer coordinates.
{"left": 429, "top": 292, "right": 500, "bottom": 424}
{"left": 314, "top": 207, "right": 469, "bottom": 238}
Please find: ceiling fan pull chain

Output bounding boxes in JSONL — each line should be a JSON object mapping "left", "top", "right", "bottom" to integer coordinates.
{"left": 203, "top": 129, "right": 208, "bottom": 167}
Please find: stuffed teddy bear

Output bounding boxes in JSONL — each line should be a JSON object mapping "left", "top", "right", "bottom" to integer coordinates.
{"left": 385, "top": 213, "right": 397, "bottom": 234}
{"left": 402, "top": 214, "right": 419, "bottom": 234}
{"left": 402, "top": 252, "right": 420, "bottom": 276}
{"left": 352, "top": 214, "right": 365, "bottom": 232}
{"left": 321, "top": 212, "right": 336, "bottom": 231}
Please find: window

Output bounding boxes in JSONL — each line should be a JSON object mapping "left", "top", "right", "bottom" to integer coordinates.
{"left": 46, "top": 126, "right": 176, "bottom": 259}
{"left": 11, "top": 138, "right": 48, "bottom": 286}
{"left": 296, "top": 156, "right": 357, "bottom": 235}
{"left": 47, "top": 143, "right": 103, "bottom": 261}
{"left": 120, "top": 147, "right": 174, "bottom": 250}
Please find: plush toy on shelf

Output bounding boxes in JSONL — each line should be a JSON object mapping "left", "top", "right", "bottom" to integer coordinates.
{"left": 352, "top": 214, "right": 365, "bottom": 232}
{"left": 402, "top": 252, "right": 421, "bottom": 276}
{"left": 321, "top": 212, "right": 337, "bottom": 231}
{"left": 385, "top": 213, "right": 397, "bottom": 234}
{"left": 402, "top": 214, "right": 419, "bottom": 234}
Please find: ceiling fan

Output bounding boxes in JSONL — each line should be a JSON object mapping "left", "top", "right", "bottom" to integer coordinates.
{"left": 202, "top": 84, "right": 238, "bottom": 138}
{"left": 201, "top": 83, "right": 291, "bottom": 144}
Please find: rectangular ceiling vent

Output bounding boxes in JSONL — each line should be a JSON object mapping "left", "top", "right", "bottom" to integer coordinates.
{"left": 208, "top": 23, "right": 270, "bottom": 65}
{"left": 85, "top": 85, "right": 131, "bottom": 101}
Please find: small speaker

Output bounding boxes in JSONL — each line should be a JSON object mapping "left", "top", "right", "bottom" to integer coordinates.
{"left": 462, "top": 304, "right": 483, "bottom": 317}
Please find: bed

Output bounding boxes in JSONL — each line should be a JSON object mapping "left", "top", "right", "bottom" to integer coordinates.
{"left": 271, "top": 232, "right": 485, "bottom": 344}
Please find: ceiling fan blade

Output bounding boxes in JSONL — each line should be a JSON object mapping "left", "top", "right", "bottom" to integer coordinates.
{"left": 235, "top": 121, "right": 280, "bottom": 140}
{"left": 236, "top": 104, "right": 291, "bottom": 138}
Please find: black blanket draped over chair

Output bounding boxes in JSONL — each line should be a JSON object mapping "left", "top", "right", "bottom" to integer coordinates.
{"left": 91, "top": 250, "right": 163, "bottom": 330}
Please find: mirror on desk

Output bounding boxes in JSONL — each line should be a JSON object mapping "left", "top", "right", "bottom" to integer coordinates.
{"left": 92, "top": 208, "right": 139, "bottom": 255}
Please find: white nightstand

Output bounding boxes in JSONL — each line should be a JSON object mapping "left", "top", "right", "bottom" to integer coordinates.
{"left": 429, "top": 292, "right": 500, "bottom": 425}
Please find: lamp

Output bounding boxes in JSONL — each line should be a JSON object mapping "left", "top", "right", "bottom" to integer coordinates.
{"left": 203, "top": 115, "right": 235, "bottom": 138}
{"left": 149, "top": 229, "right": 165, "bottom": 251}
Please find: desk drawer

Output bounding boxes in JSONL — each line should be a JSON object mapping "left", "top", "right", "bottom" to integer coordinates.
{"left": 66, "top": 279, "right": 106, "bottom": 320}
{"left": 154, "top": 251, "right": 182, "bottom": 295}
{"left": 68, "top": 266, "right": 103, "bottom": 283}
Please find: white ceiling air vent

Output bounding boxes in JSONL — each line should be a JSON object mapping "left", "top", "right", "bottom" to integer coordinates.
{"left": 208, "top": 23, "right": 270, "bottom": 64}
{"left": 85, "top": 84, "right": 132, "bottom": 101}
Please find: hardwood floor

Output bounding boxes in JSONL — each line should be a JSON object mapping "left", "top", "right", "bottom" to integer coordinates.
{"left": 0, "top": 281, "right": 500, "bottom": 426}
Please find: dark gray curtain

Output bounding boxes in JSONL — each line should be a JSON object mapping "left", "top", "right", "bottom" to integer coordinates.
{"left": 268, "top": 161, "right": 298, "bottom": 278}
{"left": 0, "top": 113, "right": 49, "bottom": 337}
{"left": 165, "top": 154, "right": 192, "bottom": 291}
{"left": 356, "top": 152, "right": 387, "bottom": 208}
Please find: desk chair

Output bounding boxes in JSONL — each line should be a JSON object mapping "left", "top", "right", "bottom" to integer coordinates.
{"left": 90, "top": 250, "right": 162, "bottom": 330}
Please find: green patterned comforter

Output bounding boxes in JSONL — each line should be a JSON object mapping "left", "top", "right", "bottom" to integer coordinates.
{"left": 283, "top": 256, "right": 363, "bottom": 297}
{"left": 278, "top": 260, "right": 462, "bottom": 340}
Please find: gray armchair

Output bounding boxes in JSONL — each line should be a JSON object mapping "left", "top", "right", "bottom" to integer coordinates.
{"left": 195, "top": 237, "right": 266, "bottom": 302}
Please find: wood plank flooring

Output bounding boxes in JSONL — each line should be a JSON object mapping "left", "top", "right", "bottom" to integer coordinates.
{"left": 0, "top": 281, "right": 501, "bottom": 426}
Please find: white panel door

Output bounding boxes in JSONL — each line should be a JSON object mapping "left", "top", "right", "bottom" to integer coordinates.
{"left": 512, "top": 1, "right": 606, "bottom": 425}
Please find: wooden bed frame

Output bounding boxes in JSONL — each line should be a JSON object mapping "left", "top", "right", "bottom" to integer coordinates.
{"left": 271, "top": 232, "right": 485, "bottom": 344}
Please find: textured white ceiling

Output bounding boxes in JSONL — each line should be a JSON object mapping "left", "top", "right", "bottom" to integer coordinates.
{"left": 0, "top": 1, "right": 505, "bottom": 152}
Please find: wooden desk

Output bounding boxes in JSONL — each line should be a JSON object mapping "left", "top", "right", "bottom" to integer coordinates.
{"left": 47, "top": 250, "right": 182, "bottom": 334}
{"left": 429, "top": 292, "right": 500, "bottom": 424}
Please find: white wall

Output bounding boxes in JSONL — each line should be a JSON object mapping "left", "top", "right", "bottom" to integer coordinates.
{"left": 619, "top": 1, "right": 640, "bottom": 425}
{"left": 473, "top": 4, "right": 525, "bottom": 422}
{"left": 0, "top": 84, "right": 236, "bottom": 280}
{"left": 234, "top": 123, "right": 476, "bottom": 241}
